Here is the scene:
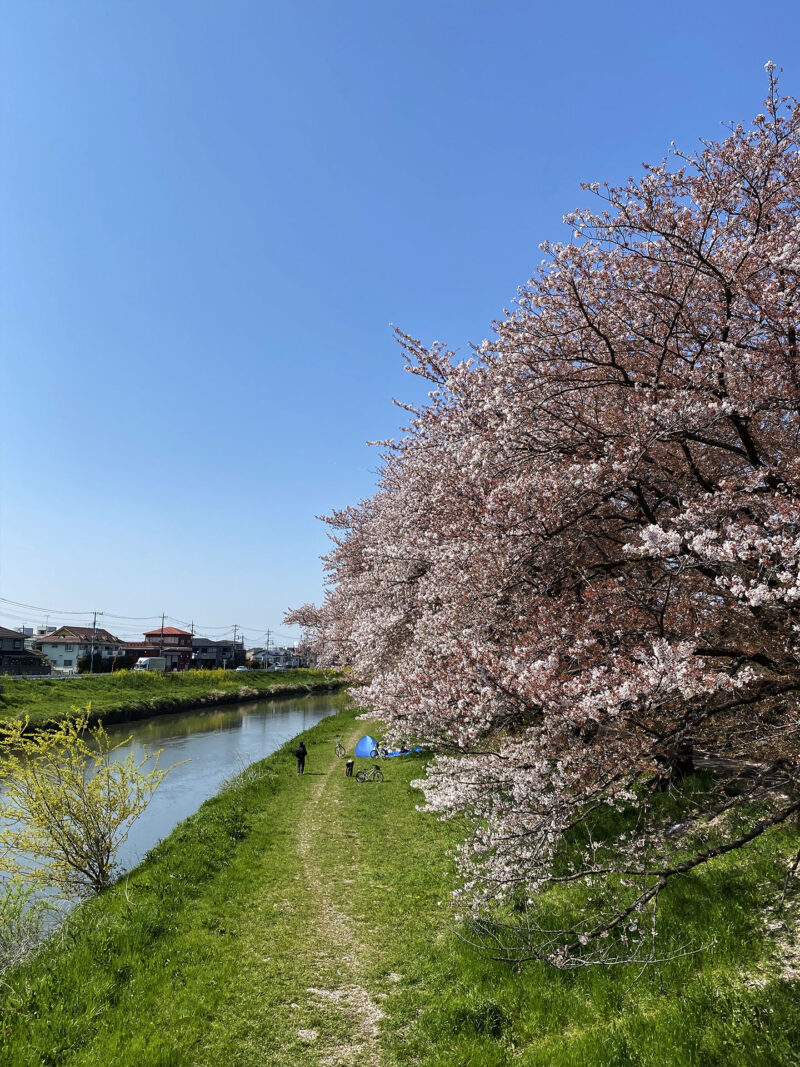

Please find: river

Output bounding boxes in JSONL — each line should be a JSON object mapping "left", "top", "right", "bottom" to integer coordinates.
{"left": 92, "top": 689, "right": 345, "bottom": 875}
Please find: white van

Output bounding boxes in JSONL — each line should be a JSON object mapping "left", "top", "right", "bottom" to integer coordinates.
{"left": 133, "top": 657, "right": 167, "bottom": 672}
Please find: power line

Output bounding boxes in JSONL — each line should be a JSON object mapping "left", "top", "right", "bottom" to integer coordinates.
{"left": 0, "top": 598, "right": 300, "bottom": 643}
{"left": 166, "top": 616, "right": 273, "bottom": 637}
{"left": 0, "top": 597, "right": 93, "bottom": 616}
{"left": 0, "top": 598, "right": 163, "bottom": 622}
{"left": 97, "top": 611, "right": 164, "bottom": 621}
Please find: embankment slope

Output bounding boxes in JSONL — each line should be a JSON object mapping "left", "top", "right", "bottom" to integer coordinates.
{"left": 1, "top": 704, "right": 798, "bottom": 1065}
{"left": 0, "top": 668, "right": 345, "bottom": 729}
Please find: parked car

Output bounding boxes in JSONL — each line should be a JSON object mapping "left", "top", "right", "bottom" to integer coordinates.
{"left": 234, "top": 665, "right": 250, "bottom": 672}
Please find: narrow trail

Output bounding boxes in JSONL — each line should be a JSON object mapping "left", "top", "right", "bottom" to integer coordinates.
{"left": 294, "top": 730, "right": 385, "bottom": 1067}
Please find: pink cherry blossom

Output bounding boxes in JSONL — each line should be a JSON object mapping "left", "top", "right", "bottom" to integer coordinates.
{"left": 289, "top": 72, "right": 800, "bottom": 967}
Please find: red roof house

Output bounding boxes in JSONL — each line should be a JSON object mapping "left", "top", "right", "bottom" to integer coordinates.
{"left": 142, "top": 626, "right": 193, "bottom": 669}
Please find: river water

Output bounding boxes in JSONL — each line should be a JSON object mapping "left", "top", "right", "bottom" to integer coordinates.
{"left": 92, "top": 689, "right": 345, "bottom": 874}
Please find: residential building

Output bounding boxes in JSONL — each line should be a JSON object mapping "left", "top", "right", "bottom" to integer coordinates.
{"left": 0, "top": 626, "right": 51, "bottom": 675}
{"left": 247, "top": 645, "right": 306, "bottom": 669}
{"left": 25, "top": 625, "right": 55, "bottom": 651}
{"left": 192, "top": 637, "right": 245, "bottom": 669}
{"left": 143, "top": 626, "right": 194, "bottom": 670}
{"left": 120, "top": 640, "right": 160, "bottom": 662}
{"left": 32, "top": 625, "right": 122, "bottom": 673}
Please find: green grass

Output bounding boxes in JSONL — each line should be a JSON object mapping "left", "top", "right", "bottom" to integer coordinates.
{"left": 0, "top": 668, "right": 345, "bottom": 729}
{"left": 1, "top": 700, "right": 798, "bottom": 1065}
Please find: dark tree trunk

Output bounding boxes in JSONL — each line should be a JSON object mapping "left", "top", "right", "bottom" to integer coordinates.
{"left": 654, "top": 737, "right": 695, "bottom": 791}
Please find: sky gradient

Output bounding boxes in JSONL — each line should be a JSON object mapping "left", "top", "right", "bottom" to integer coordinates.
{"left": 2, "top": 0, "right": 799, "bottom": 646}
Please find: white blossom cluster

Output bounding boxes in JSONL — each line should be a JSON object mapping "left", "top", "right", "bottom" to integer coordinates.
{"left": 289, "top": 79, "right": 800, "bottom": 967}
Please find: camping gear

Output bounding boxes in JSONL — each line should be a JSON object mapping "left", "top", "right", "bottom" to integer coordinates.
{"left": 354, "top": 735, "right": 422, "bottom": 758}
{"left": 354, "top": 735, "right": 379, "bottom": 758}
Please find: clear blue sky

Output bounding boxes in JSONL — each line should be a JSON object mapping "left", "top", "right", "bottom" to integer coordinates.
{"left": 2, "top": 0, "right": 798, "bottom": 645}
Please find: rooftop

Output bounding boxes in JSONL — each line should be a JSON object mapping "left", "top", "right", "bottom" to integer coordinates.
{"left": 33, "top": 626, "right": 121, "bottom": 644}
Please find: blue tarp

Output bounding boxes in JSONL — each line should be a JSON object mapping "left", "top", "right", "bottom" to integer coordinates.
{"left": 354, "top": 735, "right": 422, "bottom": 758}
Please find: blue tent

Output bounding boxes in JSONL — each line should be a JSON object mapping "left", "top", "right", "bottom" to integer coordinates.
{"left": 354, "top": 735, "right": 422, "bottom": 758}
{"left": 354, "top": 735, "right": 379, "bottom": 758}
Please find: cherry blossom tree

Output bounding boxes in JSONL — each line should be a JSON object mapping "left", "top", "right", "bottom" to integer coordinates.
{"left": 289, "top": 68, "right": 800, "bottom": 966}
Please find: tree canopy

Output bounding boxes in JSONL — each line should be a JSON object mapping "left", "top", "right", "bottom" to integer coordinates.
{"left": 289, "top": 69, "right": 800, "bottom": 966}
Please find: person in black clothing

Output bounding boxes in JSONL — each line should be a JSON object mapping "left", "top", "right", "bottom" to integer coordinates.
{"left": 294, "top": 741, "right": 307, "bottom": 775}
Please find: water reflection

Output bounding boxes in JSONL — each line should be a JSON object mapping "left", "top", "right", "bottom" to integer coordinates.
{"left": 108, "top": 691, "right": 346, "bottom": 872}
{"left": 1, "top": 691, "right": 346, "bottom": 889}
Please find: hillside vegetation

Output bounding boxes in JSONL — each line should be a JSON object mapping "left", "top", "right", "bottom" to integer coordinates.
{"left": 1, "top": 702, "right": 798, "bottom": 1066}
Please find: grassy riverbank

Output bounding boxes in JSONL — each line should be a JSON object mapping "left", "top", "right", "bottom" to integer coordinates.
{"left": 2, "top": 701, "right": 799, "bottom": 1066}
{"left": 0, "top": 668, "right": 346, "bottom": 729}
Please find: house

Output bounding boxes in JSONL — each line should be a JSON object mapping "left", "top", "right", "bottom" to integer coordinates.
{"left": 143, "top": 626, "right": 194, "bottom": 670}
{"left": 120, "top": 640, "right": 160, "bottom": 662}
{"left": 27, "top": 625, "right": 55, "bottom": 650}
{"left": 32, "top": 625, "right": 122, "bottom": 673}
{"left": 247, "top": 645, "right": 305, "bottom": 669}
{"left": 0, "top": 626, "right": 51, "bottom": 675}
{"left": 191, "top": 637, "right": 245, "bottom": 669}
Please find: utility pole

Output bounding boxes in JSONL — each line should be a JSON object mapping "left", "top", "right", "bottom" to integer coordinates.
{"left": 90, "top": 610, "right": 103, "bottom": 674}
{"left": 264, "top": 629, "right": 271, "bottom": 669}
{"left": 159, "top": 613, "right": 165, "bottom": 655}
{"left": 232, "top": 624, "right": 238, "bottom": 668}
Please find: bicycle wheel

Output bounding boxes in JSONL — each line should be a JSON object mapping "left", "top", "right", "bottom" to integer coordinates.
{"left": 373, "top": 768, "right": 384, "bottom": 782}
{"left": 335, "top": 743, "right": 345, "bottom": 758}
{"left": 356, "top": 770, "right": 368, "bottom": 783}
{"left": 370, "top": 747, "right": 378, "bottom": 759}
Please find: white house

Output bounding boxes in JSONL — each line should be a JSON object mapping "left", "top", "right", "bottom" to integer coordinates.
{"left": 33, "top": 625, "right": 123, "bottom": 673}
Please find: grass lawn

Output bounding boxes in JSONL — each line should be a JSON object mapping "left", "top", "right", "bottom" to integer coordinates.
{"left": 0, "top": 668, "right": 345, "bottom": 729}
{"left": 1, "top": 699, "right": 798, "bottom": 1065}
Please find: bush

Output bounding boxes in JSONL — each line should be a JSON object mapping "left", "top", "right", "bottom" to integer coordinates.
{"left": 76, "top": 654, "right": 135, "bottom": 674}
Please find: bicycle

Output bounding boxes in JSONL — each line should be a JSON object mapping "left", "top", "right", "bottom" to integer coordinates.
{"left": 335, "top": 739, "right": 346, "bottom": 759}
{"left": 369, "top": 744, "right": 389, "bottom": 760}
{"left": 356, "top": 763, "right": 384, "bottom": 783}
